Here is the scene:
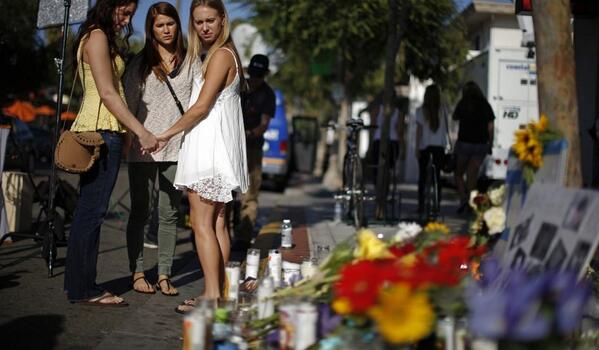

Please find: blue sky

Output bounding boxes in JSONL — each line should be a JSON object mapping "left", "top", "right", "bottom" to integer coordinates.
{"left": 130, "top": 0, "right": 252, "bottom": 39}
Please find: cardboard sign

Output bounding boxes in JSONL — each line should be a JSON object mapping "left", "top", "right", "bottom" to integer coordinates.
{"left": 501, "top": 183, "right": 599, "bottom": 280}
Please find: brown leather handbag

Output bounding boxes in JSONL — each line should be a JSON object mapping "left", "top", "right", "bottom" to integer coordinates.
{"left": 55, "top": 130, "right": 104, "bottom": 173}
{"left": 54, "top": 60, "right": 105, "bottom": 174}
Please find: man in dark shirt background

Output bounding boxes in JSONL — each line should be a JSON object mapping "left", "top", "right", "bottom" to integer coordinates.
{"left": 235, "top": 54, "right": 276, "bottom": 247}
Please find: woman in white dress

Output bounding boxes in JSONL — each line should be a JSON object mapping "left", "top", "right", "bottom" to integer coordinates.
{"left": 150, "top": 0, "right": 248, "bottom": 308}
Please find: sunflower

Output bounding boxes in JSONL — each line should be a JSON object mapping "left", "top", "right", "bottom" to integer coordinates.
{"left": 532, "top": 114, "right": 549, "bottom": 133}
{"left": 423, "top": 222, "right": 450, "bottom": 235}
{"left": 368, "top": 283, "right": 435, "bottom": 344}
{"left": 512, "top": 128, "right": 535, "bottom": 158}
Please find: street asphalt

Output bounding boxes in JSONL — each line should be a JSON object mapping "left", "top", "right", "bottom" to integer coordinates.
{"left": 0, "top": 167, "right": 468, "bottom": 349}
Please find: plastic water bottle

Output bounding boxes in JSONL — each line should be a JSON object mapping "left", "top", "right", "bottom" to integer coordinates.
{"left": 334, "top": 200, "right": 342, "bottom": 223}
{"left": 281, "top": 219, "right": 293, "bottom": 249}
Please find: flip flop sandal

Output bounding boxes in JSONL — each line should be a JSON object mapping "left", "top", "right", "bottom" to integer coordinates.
{"left": 174, "top": 303, "right": 195, "bottom": 315}
{"left": 180, "top": 297, "right": 200, "bottom": 306}
{"left": 132, "top": 276, "right": 156, "bottom": 294}
{"left": 75, "top": 292, "right": 129, "bottom": 308}
{"left": 156, "top": 278, "right": 179, "bottom": 296}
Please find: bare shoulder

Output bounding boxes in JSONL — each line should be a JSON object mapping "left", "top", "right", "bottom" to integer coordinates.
{"left": 85, "top": 29, "right": 109, "bottom": 52}
{"left": 211, "top": 48, "right": 236, "bottom": 67}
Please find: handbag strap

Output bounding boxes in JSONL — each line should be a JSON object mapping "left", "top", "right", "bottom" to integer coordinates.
{"left": 164, "top": 76, "right": 185, "bottom": 115}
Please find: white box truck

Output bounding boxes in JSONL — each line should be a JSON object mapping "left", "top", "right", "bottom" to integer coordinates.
{"left": 462, "top": 47, "right": 539, "bottom": 179}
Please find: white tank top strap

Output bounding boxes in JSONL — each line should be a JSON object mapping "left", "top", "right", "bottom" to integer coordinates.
{"left": 219, "top": 47, "right": 239, "bottom": 73}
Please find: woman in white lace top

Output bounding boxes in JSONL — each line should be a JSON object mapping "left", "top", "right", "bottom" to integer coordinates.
{"left": 150, "top": 0, "right": 248, "bottom": 309}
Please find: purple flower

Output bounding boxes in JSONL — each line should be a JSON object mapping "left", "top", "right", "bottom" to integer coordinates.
{"left": 466, "top": 259, "right": 589, "bottom": 341}
{"left": 318, "top": 303, "right": 342, "bottom": 337}
{"left": 555, "top": 279, "right": 591, "bottom": 333}
{"left": 265, "top": 329, "right": 279, "bottom": 345}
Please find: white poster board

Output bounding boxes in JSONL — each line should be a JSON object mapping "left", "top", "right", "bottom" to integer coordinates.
{"left": 500, "top": 140, "right": 568, "bottom": 241}
{"left": 502, "top": 183, "right": 599, "bottom": 280}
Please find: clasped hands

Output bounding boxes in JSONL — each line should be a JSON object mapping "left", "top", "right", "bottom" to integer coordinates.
{"left": 139, "top": 131, "right": 170, "bottom": 155}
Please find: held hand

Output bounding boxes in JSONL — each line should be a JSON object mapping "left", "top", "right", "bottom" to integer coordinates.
{"left": 153, "top": 133, "right": 171, "bottom": 154}
{"left": 139, "top": 131, "right": 158, "bottom": 154}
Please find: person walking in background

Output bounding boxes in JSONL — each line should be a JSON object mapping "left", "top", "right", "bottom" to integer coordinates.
{"left": 234, "top": 54, "right": 275, "bottom": 249}
{"left": 152, "top": 0, "right": 248, "bottom": 309}
{"left": 415, "top": 84, "right": 447, "bottom": 218}
{"left": 368, "top": 94, "right": 403, "bottom": 219}
{"left": 452, "top": 81, "right": 495, "bottom": 213}
{"left": 123, "top": 2, "right": 195, "bottom": 297}
{"left": 64, "top": 0, "right": 158, "bottom": 306}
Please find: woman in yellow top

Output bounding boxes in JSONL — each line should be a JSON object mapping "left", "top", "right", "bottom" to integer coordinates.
{"left": 64, "top": 0, "right": 158, "bottom": 307}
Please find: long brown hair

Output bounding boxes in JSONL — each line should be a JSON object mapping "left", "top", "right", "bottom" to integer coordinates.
{"left": 423, "top": 84, "right": 441, "bottom": 132}
{"left": 139, "top": 2, "right": 186, "bottom": 83}
{"left": 186, "top": 0, "right": 246, "bottom": 91}
{"left": 73, "top": 0, "right": 138, "bottom": 68}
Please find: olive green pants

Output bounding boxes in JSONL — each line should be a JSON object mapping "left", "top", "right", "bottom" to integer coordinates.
{"left": 126, "top": 162, "right": 181, "bottom": 276}
{"left": 237, "top": 144, "right": 263, "bottom": 242}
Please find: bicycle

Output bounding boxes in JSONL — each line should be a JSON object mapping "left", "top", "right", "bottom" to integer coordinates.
{"left": 423, "top": 152, "right": 440, "bottom": 222}
{"left": 326, "top": 118, "right": 374, "bottom": 229}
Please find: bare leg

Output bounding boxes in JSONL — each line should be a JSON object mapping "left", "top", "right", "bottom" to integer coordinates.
{"left": 215, "top": 202, "right": 230, "bottom": 267}
{"left": 213, "top": 202, "right": 230, "bottom": 291}
{"left": 454, "top": 154, "right": 469, "bottom": 203}
{"left": 466, "top": 155, "right": 484, "bottom": 196}
{"left": 188, "top": 191, "right": 222, "bottom": 300}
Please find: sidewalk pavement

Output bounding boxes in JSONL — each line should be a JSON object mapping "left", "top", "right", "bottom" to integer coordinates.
{"left": 0, "top": 169, "right": 469, "bottom": 349}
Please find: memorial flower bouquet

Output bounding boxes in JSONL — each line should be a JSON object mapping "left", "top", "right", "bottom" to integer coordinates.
{"left": 245, "top": 223, "right": 487, "bottom": 347}
{"left": 512, "top": 114, "right": 561, "bottom": 185}
{"left": 469, "top": 184, "right": 507, "bottom": 246}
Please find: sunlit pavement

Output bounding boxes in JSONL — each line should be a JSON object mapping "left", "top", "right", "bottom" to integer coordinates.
{"left": 0, "top": 167, "right": 468, "bottom": 349}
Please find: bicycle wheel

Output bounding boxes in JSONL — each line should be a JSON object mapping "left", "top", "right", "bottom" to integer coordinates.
{"left": 351, "top": 155, "right": 365, "bottom": 228}
{"left": 423, "top": 157, "right": 439, "bottom": 221}
{"left": 342, "top": 153, "right": 353, "bottom": 219}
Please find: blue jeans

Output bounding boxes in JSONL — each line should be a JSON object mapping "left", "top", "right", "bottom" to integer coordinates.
{"left": 64, "top": 132, "right": 123, "bottom": 301}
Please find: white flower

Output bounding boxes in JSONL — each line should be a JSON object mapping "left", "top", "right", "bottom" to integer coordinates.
{"left": 393, "top": 222, "right": 422, "bottom": 243}
{"left": 469, "top": 190, "right": 480, "bottom": 209}
{"left": 488, "top": 185, "right": 506, "bottom": 206}
{"left": 483, "top": 207, "right": 506, "bottom": 235}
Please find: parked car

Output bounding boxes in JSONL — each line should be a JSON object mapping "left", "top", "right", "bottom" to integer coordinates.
{"left": 262, "top": 89, "right": 290, "bottom": 191}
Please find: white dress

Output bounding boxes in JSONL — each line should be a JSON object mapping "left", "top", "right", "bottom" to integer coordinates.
{"left": 174, "top": 48, "right": 249, "bottom": 203}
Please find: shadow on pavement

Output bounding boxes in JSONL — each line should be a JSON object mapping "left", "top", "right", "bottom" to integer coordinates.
{"left": 0, "top": 314, "right": 65, "bottom": 350}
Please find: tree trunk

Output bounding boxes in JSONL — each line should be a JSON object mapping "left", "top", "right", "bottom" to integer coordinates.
{"left": 322, "top": 97, "right": 350, "bottom": 190}
{"left": 375, "top": 0, "right": 406, "bottom": 218}
{"left": 532, "top": 0, "right": 582, "bottom": 187}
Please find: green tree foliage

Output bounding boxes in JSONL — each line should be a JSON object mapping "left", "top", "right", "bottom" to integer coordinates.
{"left": 238, "top": 0, "right": 467, "bottom": 115}
{"left": 238, "top": 0, "right": 388, "bottom": 116}
{"left": 401, "top": 0, "right": 468, "bottom": 99}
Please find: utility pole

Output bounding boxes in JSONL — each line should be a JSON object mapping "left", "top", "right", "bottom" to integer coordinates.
{"left": 531, "top": 0, "right": 582, "bottom": 187}
{"left": 175, "top": 0, "right": 182, "bottom": 13}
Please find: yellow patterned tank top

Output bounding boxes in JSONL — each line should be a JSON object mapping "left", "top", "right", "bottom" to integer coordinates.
{"left": 71, "top": 29, "right": 126, "bottom": 133}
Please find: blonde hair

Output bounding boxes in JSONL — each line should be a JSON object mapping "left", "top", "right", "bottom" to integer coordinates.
{"left": 187, "top": 0, "right": 234, "bottom": 75}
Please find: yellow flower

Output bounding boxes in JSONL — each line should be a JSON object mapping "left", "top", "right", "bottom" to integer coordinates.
{"left": 332, "top": 297, "right": 352, "bottom": 315}
{"left": 512, "top": 128, "right": 534, "bottom": 159}
{"left": 423, "top": 222, "right": 450, "bottom": 235}
{"left": 353, "top": 229, "right": 393, "bottom": 260}
{"left": 398, "top": 253, "right": 418, "bottom": 267}
{"left": 532, "top": 114, "right": 549, "bottom": 133}
{"left": 368, "top": 284, "right": 435, "bottom": 344}
{"left": 512, "top": 127, "right": 544, "bottom": 169}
